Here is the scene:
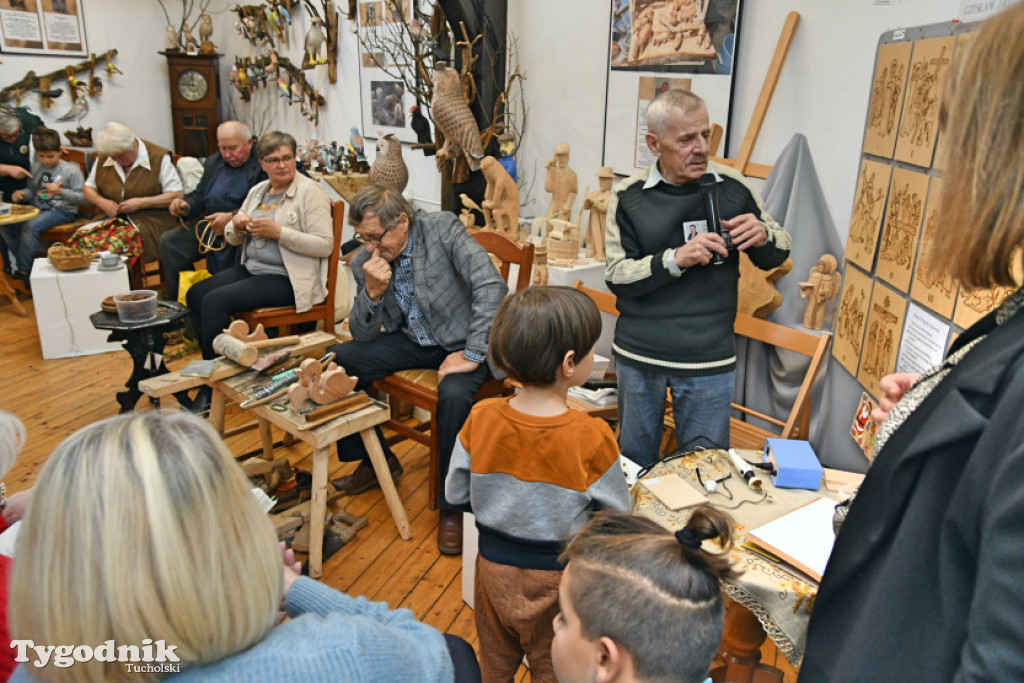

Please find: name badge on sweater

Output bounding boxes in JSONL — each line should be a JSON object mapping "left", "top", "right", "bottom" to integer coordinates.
{"left": 286, "top": 210, "right": 298, "bottom": 225}
{"left": 683, "top": 219, "right": 708, "bottom": 243}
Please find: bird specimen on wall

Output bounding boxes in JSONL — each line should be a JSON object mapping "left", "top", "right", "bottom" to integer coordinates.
{"left": 56, "top": 95, "right": 89, "bottom": 123}
{"left": 431, "top": 62, "right": 483, "bottom": 171}
{"left": 32, "top": 87, "right": 63, "bottom": 99}
{"left": 89, "top": 77, "right": 103, "bottom": 95}
{"left": 105, "top": 59, "right": 123, "bottom": 78}
{"left": 303, "top": 17, "right": 325, "bottom": 68}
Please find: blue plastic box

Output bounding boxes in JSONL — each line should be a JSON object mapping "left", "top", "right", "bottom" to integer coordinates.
{"left": 763, "top": 438, "right": 823, "bottom": 490}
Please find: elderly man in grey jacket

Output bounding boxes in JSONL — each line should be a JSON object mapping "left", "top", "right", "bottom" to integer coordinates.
{"left": 329, "top": 184, "right": 506, "bottom": 555}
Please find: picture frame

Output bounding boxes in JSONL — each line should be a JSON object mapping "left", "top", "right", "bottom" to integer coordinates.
{"left": 356, "top": 0, "right": 420, "bottom": 145}
{"left": 0, "top": 0, "right": 87, "bottom": 57}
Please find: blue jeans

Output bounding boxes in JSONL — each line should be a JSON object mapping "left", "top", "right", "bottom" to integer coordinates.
{"left": 0, "top": 207, "right": 74, "bottom": 273}
{"left": 617, "top": 363, "right": 733, "bottom": 467}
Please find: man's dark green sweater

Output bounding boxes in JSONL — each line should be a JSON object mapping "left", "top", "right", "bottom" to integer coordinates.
{"left": 604, "top": 161, "right": 791, "bottom": 376}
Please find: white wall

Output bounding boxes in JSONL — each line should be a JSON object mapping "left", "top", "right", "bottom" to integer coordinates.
{"left": 2, "top": 0, "right": 965, "bottom": 234}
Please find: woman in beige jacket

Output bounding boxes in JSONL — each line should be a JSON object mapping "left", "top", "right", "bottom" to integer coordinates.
{"left": 186, "top": 131, "right": 332, "bottom": 410}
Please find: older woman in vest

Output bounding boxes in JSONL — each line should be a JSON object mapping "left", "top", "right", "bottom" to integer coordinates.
{"left": 82, "top": 121, "right": 183, "bottom": 263}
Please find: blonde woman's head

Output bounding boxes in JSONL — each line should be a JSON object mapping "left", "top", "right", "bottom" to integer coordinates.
{"left": 8, "top": 412, "right": 281, "bottom": 682}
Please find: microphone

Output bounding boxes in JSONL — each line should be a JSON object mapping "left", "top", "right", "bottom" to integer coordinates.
{"left": 699, "top": 173, "right": 730, "bottom": 265}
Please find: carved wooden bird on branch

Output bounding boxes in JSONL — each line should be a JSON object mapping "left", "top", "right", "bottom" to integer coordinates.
{"left": 302, "top": 17, "right": 325, "bottom": 68}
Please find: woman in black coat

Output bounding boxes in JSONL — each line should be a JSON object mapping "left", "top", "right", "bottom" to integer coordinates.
{"left": 799, "top": 5, "right": 1024, "bottom": 681}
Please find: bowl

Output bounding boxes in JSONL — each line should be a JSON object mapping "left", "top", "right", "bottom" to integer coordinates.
{"left": 113, "top": 290, "right": 158, "bottom": 323}
{"left": 588, "top": 354, "right": 610, "bottom": 382}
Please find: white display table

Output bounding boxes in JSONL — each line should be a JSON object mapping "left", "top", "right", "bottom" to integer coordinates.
{"left": 30, "top": 257, "right": 129, "bottom": 359}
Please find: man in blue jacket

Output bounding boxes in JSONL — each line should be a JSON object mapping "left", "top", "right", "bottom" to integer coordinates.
{"left": 160, "top": 121, "right": 266, "bottom": 301}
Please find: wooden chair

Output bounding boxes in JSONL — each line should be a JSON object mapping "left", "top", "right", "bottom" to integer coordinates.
{"left": 38, "top": 149, "right": 97, "bottom": 249}
{"left": 236, "top": 200, "right": 346, "bottom": 335}
{"left": 569, "top": 280, "right": 620, "bottom": 424}
{"left": 663, "top": 313, "right": 832, "bottom": 452}
{"left": 371, "top": 231, "right": 535, "bottom": 509}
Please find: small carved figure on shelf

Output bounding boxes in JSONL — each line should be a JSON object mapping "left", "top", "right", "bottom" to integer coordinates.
{"left": 288, "top": 357, "right": 358, "bottom": 411}
{"left": 166, "top": 24, "right": 182, "bottom": 52}
{"left": 369, "top": 132, "right": 409, "bottom": 192}
{"left": 531, "top": 244, "right": 548, "bottom": 286}
{"left": 431, "top": 61, "right": 484, "bottom": 171}
{"left": 799, "top": 254, "right": 841, "bottom": 330}
{"left": 546, "top": 218, "right": 581, "bottom": 267}
{"left": 545, "top": 143, "right": 578, "bottom": 223}
{"left": 480, "top": 156, "right": 518, "bottom": 238}
{"left": 582, "top": 167, "right": 614, "bottom": 261}
{"left": 458, "top": 194, "right": 481, "bottom": 230}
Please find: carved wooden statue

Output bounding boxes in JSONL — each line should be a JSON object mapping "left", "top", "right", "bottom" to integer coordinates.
{"left": 546, "top": 218, "right": 580, "bottom": 267}
{"left": 369, "top": 132, "right": 409, "bottom": 192}
{"left": 458, "top": 193, "right": 481, "bottom": 230}
{"left": 582, "top": 167, "right": 614, "bottom": 261}
{"left": 799, "top": 254, "right": 842, "bottom": 330}
{"left": 480, "top": 156, "right": 518, "bottom": 238}
{"left": 431, "top": 61, "right": 483, "bottom": 171}
{"left": 288, "top": 357, "right": 358, "bottom": 411}
{"left": 531, "top": 244, "right": 548, "bottom": 286}
{"left": 545, "top": 143, "right": 578, "bottom": 222}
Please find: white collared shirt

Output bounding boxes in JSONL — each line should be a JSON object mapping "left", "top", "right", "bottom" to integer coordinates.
{"left": 84, "top": 137, "right": 183, "bottom": 193}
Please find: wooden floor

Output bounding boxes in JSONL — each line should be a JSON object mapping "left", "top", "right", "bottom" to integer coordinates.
{"left": 0, "top": 293, "right": 796, "bottom": 682}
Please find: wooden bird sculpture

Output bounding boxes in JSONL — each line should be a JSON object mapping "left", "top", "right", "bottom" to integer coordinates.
{"left": 288, "top": 357, "right": 358, "bottom": 410}
{"left": 348, "top": 126, "right": 365, "bottom": 160}
{"left": 430, "top": 62, "right": 483, "bottom": 171}
{"left": 369, "top": 132, "right": 409, "bottom": 192}
{"left": 166, "top": 24, "right": 182, "bottom": 51}
{"left": 302, "top": 17, "right": 325, "bottom": 68}
{"left": 198, "top": 13, "right": 214, "bottom": 42}
{"left": 409, "top": 104, "right": 434, "bottom": 156}
{"left": 104, "top": 60, "right": 123, "bottom": 78}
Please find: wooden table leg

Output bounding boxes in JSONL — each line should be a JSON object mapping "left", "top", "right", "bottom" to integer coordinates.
{"left": 209, "top": 386, "right": 226, "bottom": 434}
{"left": 258, "top": 418, "right": 274, "bottom": 459}
{"left": 308, "top": 445, "right": 330, "bottom": 579}
{"left": 709, "top": 599, "right": 784, "bottom": 683}
{"left": 360, "top": 427, "right": 411, "bottom": 540}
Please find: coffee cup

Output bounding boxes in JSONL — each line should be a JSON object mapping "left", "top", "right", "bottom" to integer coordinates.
{"left": 99, "top": 252, "right": 120, "bottom": 268}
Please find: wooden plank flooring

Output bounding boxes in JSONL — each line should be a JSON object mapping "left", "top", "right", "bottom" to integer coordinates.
{"left": 0, "top": 295, "right": 794, "bottom": 682}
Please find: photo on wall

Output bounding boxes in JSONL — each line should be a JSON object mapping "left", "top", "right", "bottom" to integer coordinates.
{"left": 843, "top": 158, "right": 892, "bottom": 272}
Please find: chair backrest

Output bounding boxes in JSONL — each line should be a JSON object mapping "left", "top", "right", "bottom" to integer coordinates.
{"left": 471, "top": 230, "right": 534, "bottom": 293}
{"left": 732, "top": 312, "right": 832, "bottom": 444}
{"left": 324, "top": 200, "right": 345, "bottom": 327}
{"left": 61, "top": 149, "right": 95, "bottom": 218}
{"left": 573, "top": 280, "right": 618, "bottom": 317}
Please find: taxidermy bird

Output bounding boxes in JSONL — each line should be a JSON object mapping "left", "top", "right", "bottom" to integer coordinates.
{"left": 104, "top": 60, "right": 122, "bottom": 78}
{"left": 182, "top": 23, "right": 199, "bottom": 51}
{"left": 369, "top": 132, "right": 409, "bottom": 192}
{"left": 303, "top": 18, "right": 325, "bottom": 68}
{"left": 277, "top": 2, "right": 291, "bottom": 23}
{"left": 265, "top": 52, "right": 279, "bottom": 80}
{"left": 166, "top": 24, "right": 182, "bottom": 51}
{"left": 409, "top": 105, "right": 435, "bottom": 156}
{"left": 431, "top": 62, "right": 484, "bottom": 171}
{"left": 348, "top": 126, "right": 364, "bottom": 159}
{"left": 64, "top": 65, "right": 85, "bottom": 89}
{"left": 277, "top": 76, "right": 290, "bottom": 99}
{"left": 32, "top": 87, "right": 63, "bottom": 99}
{"left": 89, "top": 76, "right": 103, "bottom": 95}
{"left": 198, "top": 13, "right": 214, "bottom": 42}
{"left": 56, "top": 95, "right": 89, "bottom": 123}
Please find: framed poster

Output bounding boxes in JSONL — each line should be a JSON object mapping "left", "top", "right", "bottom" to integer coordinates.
{"left": 356, "top": 0, "right": 418, "bottom": 144}
{"left": 0, "top": 0, "right": 87, "bottom": 57}
{"left": 603, "top": 0, "right": 742, "bottom": 175}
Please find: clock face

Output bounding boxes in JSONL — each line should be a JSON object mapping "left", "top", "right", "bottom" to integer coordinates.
{"left": 177, "top": 69, "right": 208, "bottom": 102}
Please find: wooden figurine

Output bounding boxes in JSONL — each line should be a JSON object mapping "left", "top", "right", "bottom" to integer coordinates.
{"left": 369, "top": 132, "right": 409, "bottom": 192}
{"left": 799, "top": 254, "right": 841, "bottom": 330}
{"left": 545, "top": 143, "right": 578, "bottom": 222}
{"left": 480, "top": 156, "right": 518, "bottom": 238}
{"left": 582, "top": 167, "right": 614, "bottom": 261}
{"left": 288, "top": 357, "right": 358, "bottom": 411}
{"left": 531, "top": 244, "right": 548, "bottom": 286}
{"left": 225, "top": 319, "right": 269, "bottom": 342}
{"left": 431, "top": 61, "right": 483, "bottom": 171}
{"left": 546, "top": 218, "right": 580, "bottom": 267}
{"left": 458, "top": 194, "right": 482, "bottom": 230}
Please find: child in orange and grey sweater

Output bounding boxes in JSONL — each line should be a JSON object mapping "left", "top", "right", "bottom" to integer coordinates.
{"left": 445, "top": 286, "right": 631, "bottom": 683}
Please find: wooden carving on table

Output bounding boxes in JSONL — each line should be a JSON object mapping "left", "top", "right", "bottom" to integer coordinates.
{"left": 458, "top": 194, "right": 481, "bottom": 230}
{"left": 545, "top": 143, "right": 578, "bottom": 222}
{"left": 369, "top": 132, "right": 409, "bottom": 192}
{"left": 480, "top": 156, "right": 518, "bottom": 238}
{"left": 531, "top": 244, "right": 548, "bottom": 286}
{"left": 546, "top": 218, "right": 580, "bottom": 268}
{"left": 737, "top": 253, "right": 792, "bottom": 319}
{"left": 581, "top": 166, "right": 614, "bottom": 261}
{"left": 431, "top": 61, "right": 483, "bottom": 172}
{"left": 798, "top": 254, "right": 841, "bottom": 330}
{"left": 226, "top": 319, "right": 268, "bottom": 342}
{"left": 288, "top": 357, "right": 358, "bottom": 411}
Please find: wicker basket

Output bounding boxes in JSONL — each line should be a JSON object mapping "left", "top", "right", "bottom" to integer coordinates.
{"left": 47, "top": 242, "right": 92, "bottom": 271}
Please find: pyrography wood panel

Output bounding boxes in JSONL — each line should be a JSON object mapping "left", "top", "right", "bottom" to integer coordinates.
{"left": 932, "top": 33, "right": 974, "bottom": 173}
{"left": 875, "top": 166, "right": 929, "bottom": 294}
{"left": 862, "top": 41, "right": 913, "bottom": 159}
{"left": 893, "top": 35, "right": 957, "bottom": 168}
{"left": 833, "top": 263, "right": 874, "bottom": 377}
{"left": 843, "top": 158, "right": 892, "bottom": 272}
{"left": 857, "top": 280, "right": 908, "bottom": 400}
{"left": 909, "top": 178, "right": 958, "bottom": 318}
{"left": 952, "top": 256, "right": 1023, "bottom": 329}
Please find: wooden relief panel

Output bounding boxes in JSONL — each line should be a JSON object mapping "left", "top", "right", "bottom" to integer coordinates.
{"left": 876, "top": 167, "right": 929, "bottom": 293}
{"left": 910, "top": 178, "right": 957, "bottom": 318}
{"left": 844, "top": 159, "right": 892, "bottom": 271}
{"left": 952, "top": 255, "right": 1022, "bottom": 329}
{"left": 833, "top": 264, "right": 873, "bottom": 376}
{"left": 857, "top": 282, "right": 908, "bottom": 399}
{"left": 893, "top": 35, "right": 956, "bottom": 167}
{"left": 863, "top": 41, "right": 913, "bottom": 159}
{"left": 933, "top": 32, "right": 974, "bottom": 172}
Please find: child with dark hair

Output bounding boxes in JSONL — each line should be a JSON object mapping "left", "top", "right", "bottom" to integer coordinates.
{"left": 553, "top": 506, "right": 738, "bottom": 683}
{"left": 446, "top": 286, "right": 631, "bottom": 682}
{"left": 2, "top": 127, "right": 86, "bottom": 280}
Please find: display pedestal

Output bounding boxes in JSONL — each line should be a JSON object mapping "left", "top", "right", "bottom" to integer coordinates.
{"left": 30, "top": 258, "right": 129, "bottom": 359}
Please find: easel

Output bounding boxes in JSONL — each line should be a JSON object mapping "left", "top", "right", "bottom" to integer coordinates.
{"left": 709, "top": 11, "right": 800, "bottom": 180}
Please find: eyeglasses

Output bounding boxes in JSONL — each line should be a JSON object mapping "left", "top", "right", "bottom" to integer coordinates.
{"left": 262, "top": 154, "right": 295, "bottom": 165}
{"left": 359, "top": 225, "right": 391, "bottom": 246}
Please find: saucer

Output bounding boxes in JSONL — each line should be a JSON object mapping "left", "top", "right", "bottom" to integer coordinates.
{"left": 97, "top": 262, "right": 125, "bottom": 271}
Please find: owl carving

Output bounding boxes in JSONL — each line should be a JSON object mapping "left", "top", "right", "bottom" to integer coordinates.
{"left": 369, "top": 132, "right": 409, "bottom": 192}
{"left": 430, "top": 62, "right": 483, "bottom": 171}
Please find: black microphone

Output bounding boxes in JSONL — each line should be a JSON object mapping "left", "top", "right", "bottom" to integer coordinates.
{"left": 699, "top": 173, "right": 729, "bottom": 265}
